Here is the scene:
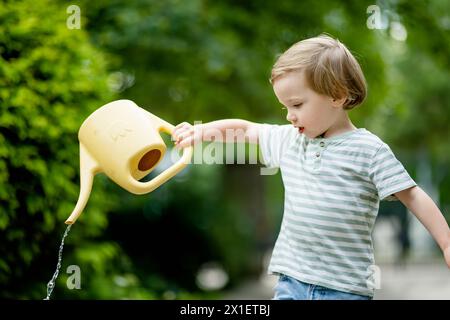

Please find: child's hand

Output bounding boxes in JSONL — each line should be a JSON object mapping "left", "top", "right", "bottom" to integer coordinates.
{"left": 444, "top": 245, "right": 450, "bottom": 269}
{"left": 172, "top": 122, "right": 202, "bottom": 148}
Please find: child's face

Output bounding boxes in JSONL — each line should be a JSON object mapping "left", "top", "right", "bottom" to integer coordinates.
{"left": 273, "top": 70, "right": 344, "bottom": 139}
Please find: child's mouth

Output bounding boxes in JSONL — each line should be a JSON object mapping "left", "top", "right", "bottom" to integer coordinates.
{"left": 298, "top": 127, "right": 305, "bottom": 134}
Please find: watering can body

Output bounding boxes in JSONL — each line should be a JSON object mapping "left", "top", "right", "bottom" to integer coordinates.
{"left": 65, "top": 99, "right": 193, "bottom": 225}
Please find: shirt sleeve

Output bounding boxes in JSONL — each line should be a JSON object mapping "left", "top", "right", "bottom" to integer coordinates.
{"left": 369, "top": 143, "right": 417, "bottom": 201}
{"left": 258, "top": 124, "right": 297, "bottom": 168}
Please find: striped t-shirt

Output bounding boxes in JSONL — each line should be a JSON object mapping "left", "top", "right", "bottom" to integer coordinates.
{"left": 258, "top": 124, "right": 417, "bottom": 297}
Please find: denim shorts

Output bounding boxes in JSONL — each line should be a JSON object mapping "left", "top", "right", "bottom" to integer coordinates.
{"left": 273, "top": 274, "right": 373, "bottom": 300}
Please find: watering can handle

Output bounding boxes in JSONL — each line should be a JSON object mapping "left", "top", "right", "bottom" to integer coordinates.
{"left": 126, "top": 115, "right": 193, "bottom": 195}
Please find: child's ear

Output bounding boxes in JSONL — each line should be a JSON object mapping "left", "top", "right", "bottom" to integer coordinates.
{"left": 331, "top": 96, "right": 347, "bottom": 108}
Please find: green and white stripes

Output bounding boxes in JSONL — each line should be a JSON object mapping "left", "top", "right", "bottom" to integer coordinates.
{"left": 259, "top": 124, "right": 416, "bottom": 297}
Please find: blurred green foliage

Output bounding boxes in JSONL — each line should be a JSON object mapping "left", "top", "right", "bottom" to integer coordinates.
{"left": 0, "top": 0, "right": 131, "bottom": 299}
{"left": 1, "top": 0, "right": 449, "bottom": 299}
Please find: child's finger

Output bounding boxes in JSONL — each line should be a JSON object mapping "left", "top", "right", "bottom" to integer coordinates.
{"left": 173, "top": 128, "right": 190, "bottom": 141}
{"left": 172, "top": 128, "right": 185, "bottom": 141}
{"left": 174, "top": 122, "right": 188, "bottom": 129}
{"left": 172, "top": 123, "right": 191, "bottom": 140}
{"left": 178, "top": 136, "right": 193, "bottom": 148}
{"left": 174, "top": 122, "right": 190, "bottom": 132}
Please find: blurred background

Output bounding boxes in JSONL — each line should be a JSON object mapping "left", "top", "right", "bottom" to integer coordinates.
{"left": 0, "top": 0, "right": 449, "bottom": 299}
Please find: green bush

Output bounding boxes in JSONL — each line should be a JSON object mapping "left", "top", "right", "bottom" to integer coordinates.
{"left": 0, "top": 0, "right": 123, "bottom": 298}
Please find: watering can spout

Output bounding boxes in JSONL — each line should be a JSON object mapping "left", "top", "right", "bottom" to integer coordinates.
{"left": 65, "top": 143, "right": 99, "bottom": 225}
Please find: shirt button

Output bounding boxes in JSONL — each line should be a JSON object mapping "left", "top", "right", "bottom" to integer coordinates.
{"left": 320, "top": 141, "right": 325, "bottom": 147}
{"left": 316, "top": 152, "right": 320, "bottom": 157}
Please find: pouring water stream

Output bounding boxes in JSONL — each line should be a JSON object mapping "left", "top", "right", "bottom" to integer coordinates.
{"left": 43, "top": 225, "right": 72, "bottom": 300}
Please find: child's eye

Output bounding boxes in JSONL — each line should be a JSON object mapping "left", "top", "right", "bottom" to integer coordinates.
{"left": 293, "top": 103, "right": 303, "bottom": 108}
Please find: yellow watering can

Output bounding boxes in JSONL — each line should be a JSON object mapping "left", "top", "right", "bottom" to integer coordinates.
{"left": 65, "top": 99, "right": 193, "bottom": 225}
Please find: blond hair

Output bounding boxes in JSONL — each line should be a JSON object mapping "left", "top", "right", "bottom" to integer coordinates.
{"left": 270, "top": 34, "right": 367, "bottom": 109}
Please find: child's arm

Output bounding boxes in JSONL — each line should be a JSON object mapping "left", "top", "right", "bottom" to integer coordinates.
{"left": 395, "top": 186, "right": 450, "bottom": 268}
{"left": 172, "top": 120, "right": 262, "bottom": 148}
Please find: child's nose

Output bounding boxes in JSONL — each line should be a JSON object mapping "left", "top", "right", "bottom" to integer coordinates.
{"left": 286, "top": 112, "right": 296, "bottom": 122}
